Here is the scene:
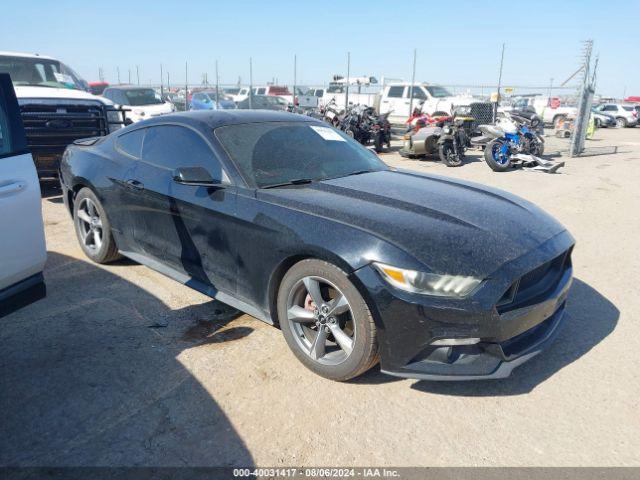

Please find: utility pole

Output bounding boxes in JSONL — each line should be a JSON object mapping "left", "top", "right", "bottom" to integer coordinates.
{"left": 494, "top": 43, "right": 505, "bottom": 122}
{"left": 293, "top": 54, "right": 297, "bottom": 108}
{"left": 128, "top": 69, "right": 131, "bottom": 84}
{"left": 136, "top": 65, "right": 140, "bottom": 85}
{"left": 345, "top": 52, "right": 351, "bottom": 109}
{"left": 215, "top": 60, "right": 220, "bottom": 106}
{"left": 249, "top": 57, "right": 253, "bottom": 109}
{"left": 408, "top": 49, "right": 417, "bottom": 117}
{"left": 185, "top": 61, "right": 189, "bottom": 110}
{"left": 160, "top": 64, "right": 164, "bottom": 97}
{"left": 117, "top": 67, "right": 120, "bottom": 84}
{"left": 167, "top": 71, "right": 170, "bottom": 90}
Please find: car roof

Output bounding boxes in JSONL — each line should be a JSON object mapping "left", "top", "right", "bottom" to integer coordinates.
{"left": 134, "top": 110, "right": 317, "bottom": 129}
{"left": 0, "top": 51, "right": 56, "bottom": 60}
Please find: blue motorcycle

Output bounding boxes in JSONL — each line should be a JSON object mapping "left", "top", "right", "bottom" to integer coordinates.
{"left": 481, "top": 111, "right": 545, "bottom": 172}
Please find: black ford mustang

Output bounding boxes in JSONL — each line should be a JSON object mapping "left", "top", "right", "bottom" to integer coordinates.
{"left": 60, "top": 110, "right": 574, "bottom": 381}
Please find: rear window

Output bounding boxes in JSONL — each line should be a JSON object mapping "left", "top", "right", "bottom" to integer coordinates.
{"left": 622, "top": 106, "right": 634, "bottom": 111}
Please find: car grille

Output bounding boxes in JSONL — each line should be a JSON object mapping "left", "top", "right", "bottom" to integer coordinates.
{"left": 19, "top": 99, "right": 108, "bottom": 154}
{"left": 497, "top": 248, "right": 572, "bottom": 312}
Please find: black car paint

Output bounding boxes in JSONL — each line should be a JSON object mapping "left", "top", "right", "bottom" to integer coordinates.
{"left": 60, "top": 110, "right": 575, "bottom": 380}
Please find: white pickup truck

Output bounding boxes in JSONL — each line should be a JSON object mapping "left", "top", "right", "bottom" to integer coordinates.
{"left": 314, "top": 82, "right": 485, "bottom": 125}
{"left": 0, "top": 51, "right": 125, "bottom": 177}
{"left": 504, "top": 95, "right": 577, "bottom": 127}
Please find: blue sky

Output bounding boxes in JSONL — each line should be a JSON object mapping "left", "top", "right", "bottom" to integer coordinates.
{"left": 1, "top": 0, "right": 638, "bottom": 97}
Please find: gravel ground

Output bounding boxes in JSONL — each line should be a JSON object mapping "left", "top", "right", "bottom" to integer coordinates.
{"left": 1, "top": 127, "right": 639, "bottom": 467}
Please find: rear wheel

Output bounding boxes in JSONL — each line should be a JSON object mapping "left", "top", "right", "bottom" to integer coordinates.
{"left": 73, "top": 187, "right": 121, "bottom": 264}
{"left": 484, "top": 139, "right": 512, "bottom": 172}
{"left": 438, "top": 142, "right": 463, "bottom": 167}
{"left": 616, "top": 117, "right": 628, "bottom": 128}
{"left": 278, "top": 259, "right": 379, "bottom": 381}
{"left": 374, "top": 133, "right": 383, "bottom": 153}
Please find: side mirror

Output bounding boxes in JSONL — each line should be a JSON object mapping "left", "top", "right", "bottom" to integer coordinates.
{"left": 173, "top": 166, "right": 222, "bottom": 187}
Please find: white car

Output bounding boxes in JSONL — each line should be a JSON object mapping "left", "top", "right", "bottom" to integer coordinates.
{"left": 0, "top": 73, "right": 47, "bottom": 317}
{"left": 594, "top": 103, "right": 638, "bottom": 127}
{"left": 223, "top": 87, "right": 250, "bottom": 103}
{"left": 102, "top": 86, "right": 174, "bottom": 124}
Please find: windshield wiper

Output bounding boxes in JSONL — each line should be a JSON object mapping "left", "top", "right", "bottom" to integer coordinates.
{"left": 261, "top": 178, "right": 314, "bottom": 189}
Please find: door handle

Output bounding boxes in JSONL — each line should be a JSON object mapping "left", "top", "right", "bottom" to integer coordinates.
{"left": 0, "top": 181, "right": 26, "bottom": 197}
{"left": 126, "top": 179, "right": 144, "bottom": 191}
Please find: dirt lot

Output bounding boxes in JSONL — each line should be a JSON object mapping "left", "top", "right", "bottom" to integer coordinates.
{"left": 2, "top": 127, "right": 639, "bottom": 467}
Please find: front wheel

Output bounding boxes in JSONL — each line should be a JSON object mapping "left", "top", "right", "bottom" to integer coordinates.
{"left": 73, "top": 187, "right": 121, "bottom": 264}
{"left": 484, "top": 139, "right": 512, "bottom": 172}
{"left": 278, "top": 259, "right": 379, "bottom": 381}
{"left": 438, "top": 142, "right": 463, "bottom": 167}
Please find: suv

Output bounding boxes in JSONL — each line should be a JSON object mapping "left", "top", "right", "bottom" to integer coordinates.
{"left": 0, "top": 52, "right": 125, "bottom": 177}
{"left": 594, "top": 103, "right": 638, "bottom": 127}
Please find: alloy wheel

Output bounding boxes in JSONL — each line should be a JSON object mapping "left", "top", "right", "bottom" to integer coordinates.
{"left": 286, "top": 276, "right": 355, "bottom": 365}
{"left": 76, "top": 197, "right": 103, "bottom": 252}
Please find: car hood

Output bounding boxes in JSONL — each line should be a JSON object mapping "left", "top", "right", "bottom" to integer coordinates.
{"left": 259, "top": 170, "right": 567, "bottom": 277}
{"left": 14, "top": 86, "right": 112, "bottom": 104}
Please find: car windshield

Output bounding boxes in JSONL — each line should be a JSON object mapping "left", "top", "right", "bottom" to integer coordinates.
{"left": 123, "top": 88, "right": 164, "bottom": 106}
{"left": 0, "top": 55, "right": 86, "bottom": 90}
{"left": 224, "top": 88, "right": 240, "bottom": 95}
{"left": 215, "top": 121, "right": 387, "bottom": 188}
{"left": 425, "top": 86, "right": 452, "bottom": 98}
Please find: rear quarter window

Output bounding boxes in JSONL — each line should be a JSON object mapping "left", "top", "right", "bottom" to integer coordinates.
{"left": 116, "top": 128, "right": 145, "bottom": 158}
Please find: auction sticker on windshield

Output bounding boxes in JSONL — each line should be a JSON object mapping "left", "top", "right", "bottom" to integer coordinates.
{"left": 309, "top": 125, "right": 346, "bottom": 142}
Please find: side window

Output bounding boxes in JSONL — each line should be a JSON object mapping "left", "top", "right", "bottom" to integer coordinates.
{"left": 257, "top": 88, "right": 266, "bottom": 95}
{"left": 116, "top": 128, "right": 145, "bottom": 158}
{"left": 141, "top": 125, "right": 225, "bottom": 181}
{"left": 602, "top": 105, "right": 616, "bottom": 112}
{"left": 0, "top": 75, "right": 28, "bottom": 158}
{"left": 410, "top": 87, "right": 427, "bottom": 100}
{"left": 387, "top": 86, "right": 404, "bottom": 98}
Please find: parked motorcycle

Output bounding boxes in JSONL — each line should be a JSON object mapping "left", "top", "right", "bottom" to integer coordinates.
{"left": 437, "top": 118, "right": 468, "bottom": 167}
{"left": 371, "top": 111, "right": 392, "bottom": 153}
{"left": 481, "top": 112, "right": 545, "bottom": 172}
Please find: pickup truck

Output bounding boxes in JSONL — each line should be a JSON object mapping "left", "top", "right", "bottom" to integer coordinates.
{"left": 0, "top": 51, "right": 125, "bottom": 177}
{"left": 313, "top": 82, "right": 491, "bottom": 125}
{"left": 504, "top": 95, "right": 578, "bottom": 128}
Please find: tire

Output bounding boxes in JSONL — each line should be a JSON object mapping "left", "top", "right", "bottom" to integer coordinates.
{"left": 432, "top": 111, "right": 449, "bottom": 117}
{"left": 553, "top": 115, "right": 566, "bottom": 129}
{"left": 277, "top": 259, "right": 379, "bottom": 381}
{"left": 484, "top": 139, "right": 512, "bottom": 172}
{"left": 616, "top": 117, "right": 628, "bottom": 128}
{"left": 73, "top": 187, "right": 121, "bottom": 264}
{"left": 374, "top": 133, "right": 383, "bottom": 153}
{"left": 438, "top": 142, "right": 463, "bottom": 167}
{"left": 594, "top": 118, "right": 601, "bottom": 128}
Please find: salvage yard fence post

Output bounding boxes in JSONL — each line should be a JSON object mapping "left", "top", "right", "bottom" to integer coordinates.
{"left": 569, "top": 40, "right": 596, "bottom": 157}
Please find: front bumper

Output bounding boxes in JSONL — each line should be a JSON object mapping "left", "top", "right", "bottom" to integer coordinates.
{"left": 353, "top": 233, "right": 574, "bottom": 381}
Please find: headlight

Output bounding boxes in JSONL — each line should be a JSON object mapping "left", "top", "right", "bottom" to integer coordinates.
{"left": 372, "top": 262, "right": 482, "bottom": 298}
{"left": 106, "top": 109, "right": 124, "bottom": 133}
